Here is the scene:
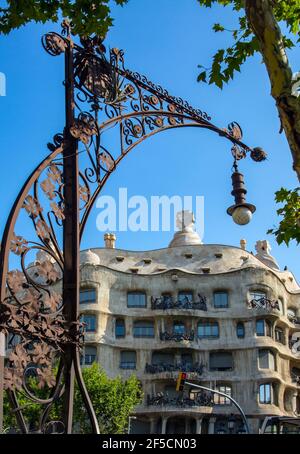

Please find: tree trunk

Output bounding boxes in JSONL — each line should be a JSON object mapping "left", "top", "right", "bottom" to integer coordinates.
{"left": 245, "top": 0, "right": 300, "bottom": 181}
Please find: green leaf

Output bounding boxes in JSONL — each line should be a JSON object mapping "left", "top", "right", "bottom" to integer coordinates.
{"left": 213, "top": 23, "right": 225, "bottom": 32}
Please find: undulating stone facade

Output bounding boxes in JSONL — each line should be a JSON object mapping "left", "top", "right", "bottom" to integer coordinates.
{"left": 79, "top": 227, "right": 300, "bottom": 434}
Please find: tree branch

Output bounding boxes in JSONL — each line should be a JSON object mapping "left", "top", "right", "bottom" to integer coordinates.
{"left": 245, "top": 0, "right": 300, "bottom": 180}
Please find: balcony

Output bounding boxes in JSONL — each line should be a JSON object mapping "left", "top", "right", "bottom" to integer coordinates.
{"left": 146, "top": 392, "right": 214, "bottom": 408}
{"left": 145, "top": 362, "right": 205, "bottom": 375}
{"left": 247, "top": 297, "right": 280, "bottom": 312}
{"left": 151, "top": 295, "right": 207, "bottom": 311}
{"left": 160, "top": 331, "right": 195, "bottom": 342}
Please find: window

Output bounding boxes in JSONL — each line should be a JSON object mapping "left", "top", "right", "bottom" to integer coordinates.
{"left": 133, "top": 320, "right": 154, "bottom": 338}
{"left": 258, "top": 349, "right": 275, "bottom": 370}
{"left": 287, "top": 308, "right": 297, "bottom": 321}
{"left": 115, "top": 319, "right": 125, "bottom": 338}
{"left": 127, "top": 292, "right": 146, "bottom": 308}
{"left": 214, "top": 385, "right": 232, "bottom": 405}
{"left": 197, "top": 321, "right": 219, "bottom": 338}
{"left": 236, "top": 322, "right": 245, "bottom": 338}
{"left": 256, "top": 319, "right": 271, "bottom": 337}
{"left": 277, "top": 299, "right": 284, "bottom": 315}
{"left": 178, "top": 291, "right": 193, "bottom": 303}
{"left": 209, "top": 352, "right": 233, "bottom": 371}
{"left": 162, "top": 293, "right": 172, "bottom": 303}
{"left": 152, "top": 352, "right": 174, "bottom": 365}
{"left": 81, "top": 314, "right": 96, "bottom": 332}
{"left": 213, "top": 291, "right": 228, "bottom": 308}
{"left": 120, "top": 351, "right": 136, "bottom": 369}
{"left": 80, "top": 288, "right": 96, "bottom": 304}
{"left": 173, "top": 321, "right": 185, "bottom": 335}
{"left": 275, "top": 327, "right": 284, "bottom": 344}
{"left": 181, "top": 353, "right": 193, "bottom": 366}
{"left": 259, "top": 383, "right": 273, "bottom": 404}
{"left": 84, "top": 346, "right": 97, "bottom": 365}
{"left": 250, "top": 291, "right": 266, "bottom": 301}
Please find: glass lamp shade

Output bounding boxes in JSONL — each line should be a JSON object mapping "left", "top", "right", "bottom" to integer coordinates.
{"left": 232, "top": 206, "right": 253, "bottom": 225}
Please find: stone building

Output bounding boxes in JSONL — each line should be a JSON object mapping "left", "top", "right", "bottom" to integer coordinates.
{"left": 78, "top": 221, "right": 300, "bottom": 434}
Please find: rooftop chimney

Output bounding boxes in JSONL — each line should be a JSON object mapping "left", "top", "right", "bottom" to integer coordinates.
{"left": 104, "top": 233, "right": 116, "bottom": 249}
{"left": 240, "top": 239, "right": 247, "bottom": 250}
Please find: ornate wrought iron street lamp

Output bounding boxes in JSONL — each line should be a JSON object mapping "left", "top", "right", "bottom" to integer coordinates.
{"left": 0, "top": 20, "right": 266, "bottom": 434}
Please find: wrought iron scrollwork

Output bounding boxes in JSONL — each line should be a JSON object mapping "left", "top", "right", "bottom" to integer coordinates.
{"left": 147, "top": 391, "right": 214, "bottom": 408}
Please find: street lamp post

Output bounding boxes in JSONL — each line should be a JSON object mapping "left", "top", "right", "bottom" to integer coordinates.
{"left": 0, "top": 21, "right": 266, "bottom": 433}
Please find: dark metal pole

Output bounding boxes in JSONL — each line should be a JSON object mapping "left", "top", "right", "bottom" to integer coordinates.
{"left": 62, "top": 33, "right": 79, "bottom": 434}
{"left": 0, "top": 333, "right": 4, "bottom": 433}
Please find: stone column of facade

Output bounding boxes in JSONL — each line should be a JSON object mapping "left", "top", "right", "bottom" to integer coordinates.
{"left": 196, "top": 417, "right": 203, "bottom": 434}
{"left": 248, "top": 418, "right": 260, "bottom": 434}
{"left": 208, "top": 417, "right": 216, "bottom": 434}
{"left": 149, "top": 417, "right": 157, "bottom": 434}
{"left": 185, "top": 418, "right": 190, "bottom": 434}
{"left": 161, "top": 416, "right": 168, "bottom": 434}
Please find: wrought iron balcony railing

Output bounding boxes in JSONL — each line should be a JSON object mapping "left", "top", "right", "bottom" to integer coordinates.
{"left": 147, "top": 392, "right": 214, "bottom": 408}
{"left": 291, "top": 372, "right": 300, "bottom": 385}
{"left": 287, "top": 314, "right": 300, "bottom": 325}
{"left": 247, "top": 297, "right": 280, "bottom": 312}
{"left": 145, "top": 362, "right": 205, "bottom": 375}
{"left": 160, "top": 331, "right": 195, "bottom": 342}
{"left": 151, "top": 295, "right": 207, "bottom": 311}
{"left": 289, "top": 337, "right": 300, "bottom": 352}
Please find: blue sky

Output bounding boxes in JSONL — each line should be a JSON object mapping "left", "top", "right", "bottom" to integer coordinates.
{"left": 0, "top": 0, "right": 300, "bottom": 280}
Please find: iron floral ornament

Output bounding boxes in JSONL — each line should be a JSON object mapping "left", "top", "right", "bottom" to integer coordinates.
{"left": 0, "top": 20, "right": 266, "bottom": 434}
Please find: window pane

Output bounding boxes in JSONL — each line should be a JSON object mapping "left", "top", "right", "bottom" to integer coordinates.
{"left": 197, "top": 325, "right": 204, "bottom": 337}
{"left": 81, "top": 315, "right": 96, "bottom": 332}
{"left": 178, "top": 291, "right": 193, "bottom": 303}
{"left": 197, "top": 321, "right": 219, "bottom": 338}
{"left": 152, "top": 352, "right": 174, "bottom": 365}
{"left": 256, "top": 320, "right": 265, "bottom": 336}
{"left": 210, "top": 352, "right": 233, "bottom": 371}
{"left": 116, "top": 319, "right": 125, "bottom": 338}
{"left": 80, "top": 288, "right": 96, "bottom": 304}
{"left": 258, "top": 350, "right": 269, "bottom": 369}
{"left": 120, "top": 351, "right": 136, "bottom": 369}
{"left": 174, "top": 322, "right": 185, "bottom": 334}
{"left": 127, "top": 292, "right": 146, "bottom": 307}
{"left": 237, "top": 322, "right": 245, "bottom": 338}
{"left": 133, "top": 321, "right": 154, "bottom": 338}
{"left": 214, "top": 292, "right": 228, "bottom": 308}
{"left": 181, "top": 353, "right": 193, "bottom": 365}
{"left": 275, "top": 328, "right": 284, "bottom": 343}
{"left": 250, "top": 291, "right": 266, "bottom": 301}
{"left": 85, "top": 346, "right": 97, "bottom": 365}
{"left": 214, "top": 386, "right": 232, "bottom": 405}
{"left": 211, "top": 323, "right": 219, "bottom": 337}
{"left": 259, "top": 383, "right": 272, "bottom": 404}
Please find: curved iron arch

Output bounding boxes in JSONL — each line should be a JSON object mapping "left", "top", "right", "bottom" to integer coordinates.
{"left": 0, "top": 23, "right": 266, "bottom": 434}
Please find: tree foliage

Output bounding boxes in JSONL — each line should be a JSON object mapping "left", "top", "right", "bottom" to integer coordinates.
{"left": 197, "top": 0, "right": 300, "bottom": 89}
{"left": 197, "top": 0, "right": 300, "bottom": 246}
{"left": 0, "top": 0, "right": 128, "bottom": 37}
{"left": 268, "top": 187, "right": 300, "bottom": 246}
{"left": 74, "top": 363, "right": 143, "bottom": 434}
{"left": 3, "top": 363, "right": 142, "bottom": 434}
